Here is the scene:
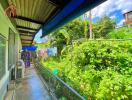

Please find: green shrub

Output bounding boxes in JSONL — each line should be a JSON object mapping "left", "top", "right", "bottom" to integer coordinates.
{"left": 107, "top": 27, "right": 132, "bottom": 39}
{"left": 71, "top": 41, "right": 132, "bottom": 71}
{"left": 42, "top": 40, "right": 132, "bottom": 99}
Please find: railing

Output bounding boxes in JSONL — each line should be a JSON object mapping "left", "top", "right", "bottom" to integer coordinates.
{"left": 11, "top": 82, "right": 16, "bottom": 100}
{"left": 34, "top": 60, "right": 85, "bottom": 100}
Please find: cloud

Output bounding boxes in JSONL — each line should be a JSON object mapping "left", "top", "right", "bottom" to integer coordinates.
{"left": 110, "top": 15, "right": 116, "bottom": 19}
{"left": 116, "top": 0, "right": 132, "bottom": 13}
{"left": 117, "top": 19, "right": 125, "bottom": 26}
{"left": 85, "top": 0, "right": 132, "bottom": 19}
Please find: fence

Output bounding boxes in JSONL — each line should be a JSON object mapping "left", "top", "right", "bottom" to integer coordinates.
{"left": 34, "top": 60, "right": 85, "bottom": 100}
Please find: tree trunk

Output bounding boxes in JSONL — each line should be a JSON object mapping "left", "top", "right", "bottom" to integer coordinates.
{"left": 89, "top": 10, "right": 93, "bottom": 39}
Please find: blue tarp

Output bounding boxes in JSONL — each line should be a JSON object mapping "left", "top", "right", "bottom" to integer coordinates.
{"left": 47, "top": 47, "right": 57, "bottom": 56}
{"left": 22, "top": 46, "right": 37, "bottom": 51}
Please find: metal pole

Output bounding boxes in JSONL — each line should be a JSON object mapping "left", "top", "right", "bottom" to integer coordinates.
{"left": 84, "top": 14, "right": 87, "bottom": 38}
{"left": 89, "top": 10, "right": 93, "bottom": 39}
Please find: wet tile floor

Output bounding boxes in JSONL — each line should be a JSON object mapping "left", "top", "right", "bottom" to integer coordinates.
{"left": 15, "top": 65, "right": 51, "bottom": 100}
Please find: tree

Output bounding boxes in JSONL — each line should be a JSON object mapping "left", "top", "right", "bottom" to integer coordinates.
{"left": 89, "top": 10, "right": 93, "bottom": 39}
{"left": 65, "top": 17, "right": 89, "bottom": 40}
{"left": 49, "top": 28, "right": 68, "bottom": 55}
{"left": 84, "top": 13, "right": 90, "bottom": 38}
{"left": 49, "top": 18, "right": 89, "bottom": 55}
{"left": 93, "top": 16, "right": 116, "bottom": 38}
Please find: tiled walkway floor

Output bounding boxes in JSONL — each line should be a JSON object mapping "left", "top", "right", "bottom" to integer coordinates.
{"left": 15, "top": 65, "right": 51, "bottom": 100}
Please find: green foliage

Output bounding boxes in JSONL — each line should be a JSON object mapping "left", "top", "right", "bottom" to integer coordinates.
{"left": 96, "top": 71, "right": 132, "bottom": 99}
{"left": 37, "top": 15, "right": 132, "bottom": 99}
{"left": 93, "top": 16, "right": 116, "bottom": 38}
{"left": 49, "top": 18, "right": 89, "bottom": 55}
{"left": 35, "top": 41, "right": 51, "bottom": 49}
{"left": 72, "top": 41, "right": 132, "bottom": 71}
{"left": 107, "top": 27, "right": 132, "bottom": 39}
{"left": 42, "top": 40, "right": 132, "bottom": 99}
{"left": 47, "top": 16, "right": 117, "bottom": 56}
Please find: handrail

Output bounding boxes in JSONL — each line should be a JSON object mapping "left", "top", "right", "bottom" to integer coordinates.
{"left": 34, "top": 61, "right": 85, "bottom": 100}
{"left": 73, "top": 38, "right": 132, "bottom": 43}
{"left": 43, "top": 65, "right": 85, "bottom": 100}
{"left": 55, "top": 76, "right": 85, "bottom": 100}
{"left": 11, "top": 81, "right": 16, "bottom": 100}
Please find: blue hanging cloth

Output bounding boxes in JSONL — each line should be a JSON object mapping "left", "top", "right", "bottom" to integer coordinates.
{"left": 22, "top": 46, "right": 37, "bottom": 51}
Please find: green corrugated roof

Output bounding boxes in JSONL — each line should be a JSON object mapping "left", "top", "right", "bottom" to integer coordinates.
{"left": 1, "top": 0, "right": 61, "bottom": 46}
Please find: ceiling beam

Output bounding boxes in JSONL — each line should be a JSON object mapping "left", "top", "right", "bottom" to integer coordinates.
{"left": 16, "top": 25, "right": 38, "bottom": 31}
{"left": 48, "top": 0, "right": 58, "bottom": 6}
{"left": 18, "top": 29, "right": 36, "bottom": 34}
{"left": 22, "top": 42, "right": 32, "bottom": 44}
{"left": 21, "top": 39, "right": 33, "bottom": 41}
{"left": 14, "top": 16, "right": 44, "bottom": 25}
{"left": 22, "top": 43, "right": 32, "bottom": 45}
{"left": 22, "top": 43, "right": 31, "bottom": 44}
{"left": 20, "top": 34, "right": 34, "bottom": 36}
{"left": 48, "top": 0, "right": 70, "bottom": 7}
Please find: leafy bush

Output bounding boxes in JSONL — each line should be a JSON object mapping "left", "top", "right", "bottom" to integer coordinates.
{"left": 42, "top": 40, "right": 132, "bottom": 99}
{"left": 107, "top": 27, "right": 132, "bottom": 39}
{"left": 72, "top": 41, "right": 132, "bottom": 71}
{"left": 93, "top": 16, "right": 115, "bottom": 38}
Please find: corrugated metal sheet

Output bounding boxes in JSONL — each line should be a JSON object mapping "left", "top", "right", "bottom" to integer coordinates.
{"left": 1, "top": 0, "right": 59, "bottom": 46}
{"left": 13, "top": 0, "right": 57, "bottom": 45}
{"left": 20, "top": 36, "right": 33, "bottom": 40}
{"left": 12, "top": 0, "right": 57, "bottom": 21}
{"left": 15, "top": 19, "right": 41, "bottom": 29}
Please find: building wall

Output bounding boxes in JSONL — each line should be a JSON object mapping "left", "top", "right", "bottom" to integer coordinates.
{"left": 0, "top": 4, "right": 22, "bottom": 100}
{"left": 124, "top": 11, "right": 132, "bottom": 26}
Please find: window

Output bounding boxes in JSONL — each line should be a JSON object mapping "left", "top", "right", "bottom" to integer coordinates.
{"left": 0, "top": 34, "right": 6, "bottom": 79}
{"left": 8, "top": 29, "right": 15, "bottom": 70}
{"left": 128, "top": 12, "right": 132, "bottom": 20}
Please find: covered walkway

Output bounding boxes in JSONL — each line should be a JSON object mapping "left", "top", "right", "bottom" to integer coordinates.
{"left": 5, "top": 65, "right": 52, "bottom": 100}
{"left": 0, "top": 0, "right": 106, "bottom": 99}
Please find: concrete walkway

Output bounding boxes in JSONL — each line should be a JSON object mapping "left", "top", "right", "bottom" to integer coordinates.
{"left": 15, "top": 65, "right": 51, "bottom": 100}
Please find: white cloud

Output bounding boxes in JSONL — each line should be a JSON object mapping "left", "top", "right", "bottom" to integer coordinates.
{"left": 85, "top": 0, "right": 132, "bottom": 19}
{"left": 110, "top": 15, "right": 116, "bottom": 19}
{"left": 117, "top": 19, "right": 125, "bottom": 26}
{"left": 116, "top": 0, "right": 132, "bottom": 13}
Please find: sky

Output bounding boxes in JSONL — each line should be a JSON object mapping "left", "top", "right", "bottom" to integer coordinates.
{"left": 34, "top": 29, "right": 43, "bottom": 43}
{"left": 34, "top": 0, "right": 132, "bottom": 43}
{"left": 85, "top": 0, "right": 132, "bottom": 26}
